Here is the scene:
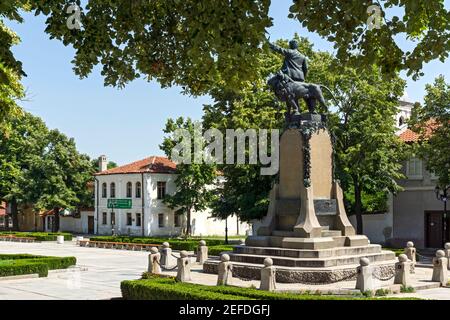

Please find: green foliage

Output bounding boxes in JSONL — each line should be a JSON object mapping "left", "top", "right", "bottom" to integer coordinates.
{"left": 121, "top": 275, "right": 420, "bottom": 300}
{"left": 410, "top": 76, "right": 450, "bottom": 188}
{"left": 12, "top": 1, "right": 270, "bottom": 96}
{"left": 328, "top": 64, "right": 409, "bottom": 233}
{"left": 375, "top": 288, "right": 391, "bottom": 296}
{"left": 208, "top": 245, "right": 234, "bottom": 256}
{"left": 160, "top": 117, "right": 217, "bottom": 235}
{"left": 289, "top": 0, "right": 450, "bottom": 81}
{"left": 0, "top": 254, "right": 76, "bottom": 278}
{"left": 400, "top": 285, "right": 415, "bottom": 293}
{"left": 0, "top": 231, "right": 72, "bottom": 241}
{"left": 0, "top": 112, "right": 95, "bottom": 230}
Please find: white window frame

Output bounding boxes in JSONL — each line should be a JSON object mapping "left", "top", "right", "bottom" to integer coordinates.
{"left": 406, "top": 157, "right": 423, "bottom": 180}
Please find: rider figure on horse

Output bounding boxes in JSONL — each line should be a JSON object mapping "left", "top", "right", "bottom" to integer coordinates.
{"left": 269, "top": 39, "right": 308, "bottom": 83}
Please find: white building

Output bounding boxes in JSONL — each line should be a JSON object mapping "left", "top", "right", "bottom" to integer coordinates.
{"left": 91, "top": 155, "right": 250, "bottom": 237}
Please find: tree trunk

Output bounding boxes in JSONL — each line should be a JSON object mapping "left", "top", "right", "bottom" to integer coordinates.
{"left": 53, "top": 207, "right": 61, "bottom": 233}
{"left": 353, "top": 179, "right": 363, "bottom": 235}
{"left": 186, "top": 208, "right": 192, "bottom": 237}
{"left": 10, "top": 198, "right": 19, "bottom": 231}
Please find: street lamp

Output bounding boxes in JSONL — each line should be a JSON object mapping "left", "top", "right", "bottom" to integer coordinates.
{"left": 435, "top": 185, "right": 450, "bottom": 244}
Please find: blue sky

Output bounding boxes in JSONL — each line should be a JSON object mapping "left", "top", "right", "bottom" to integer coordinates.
{"left": 7, "top": 1, "right": 450, "bottom": 165}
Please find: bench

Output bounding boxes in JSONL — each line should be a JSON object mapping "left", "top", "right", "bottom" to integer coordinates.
{"left": 78, "top": 240, "right": 161, "bottom": 251}
{"left": 0, "top": 235, "right": 37, "bottom": 243}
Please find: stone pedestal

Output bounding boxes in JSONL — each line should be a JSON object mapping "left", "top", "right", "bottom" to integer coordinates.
{"left": 432, "top": 250, "right": 448, "bottom": 287}
{"left": 177, "top": 251, "right": 191, "bottom": 282}
{"left": 196, "top": 240, "right": 208, "bottom": 264}
{"left": 203, "top": 114, "right": 395, "bottom": 284}
{"left": 394, "top": 254, "right": 411, "bottom": 286}
{"left": 355, "top": 258, "right": 374, "bottom": 292}
{"left": 217, "top": 254, "right": 233, "bottom": 286}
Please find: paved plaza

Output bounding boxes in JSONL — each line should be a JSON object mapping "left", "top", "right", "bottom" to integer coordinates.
{"left": 0, "top": 240, "right": 449, "bottom": 300}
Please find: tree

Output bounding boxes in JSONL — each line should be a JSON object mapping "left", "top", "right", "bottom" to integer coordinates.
{"left": 328, "top": 65, "right": 409, "bottom": 234}
{"left": 160, "top": 117, "right": 217, "bottom": 236}
{"left": 289, "top": 0, "right": 450, "bottom": 80}
{"left": 410, "top": 75, "right": 450, "bottom": 188}
{"left": 0, "top": 112, "right": 48, "bottom": 230}
{"left": 2, "top": 1, "right": 448, "bottom": 96}
{"left": 0, "top": 112, "right": 94, "bottom": 231}
{"left": 25, "top": 129, "right": 95, "bottom": 232}
{"left": 2, "top": 0, "right": 272, "bottom": 96}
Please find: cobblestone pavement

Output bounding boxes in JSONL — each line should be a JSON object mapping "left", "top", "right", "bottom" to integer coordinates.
{"left": 0, "top": 241, "right": 449, "bottom": 300}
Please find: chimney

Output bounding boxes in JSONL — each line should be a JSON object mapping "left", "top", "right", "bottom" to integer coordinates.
{"left": 99, "top": 155, "right": 107, "bottom": 172}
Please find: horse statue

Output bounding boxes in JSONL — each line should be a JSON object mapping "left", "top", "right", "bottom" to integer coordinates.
{"left": 268, "top": 71, "right": 332, "bottom": 120}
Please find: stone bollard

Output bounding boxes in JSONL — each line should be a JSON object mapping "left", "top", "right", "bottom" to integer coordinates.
{"left": 394, "top": 254, "right": 411, "bottom": 286}
{"left": 444, "top": 243, "right": 450, "bottom": 271}
{"left": 217, "top": 254, "right": 233, "bottom": 286}
{"left": 260, "top": 258, "right": 276, "bottom": 291}
{"left": 176, "top": 250, "right": 192, "bottom": 282}
{"left": 355, "top": 257, "right": 374, "bottom": 292}
{"left": 76, "top": 236, "right": 84, "bottom": 245}
{"left": 404, "top": 241, "right": 416, "bottom": 273}
{"left": 196, "top": 240, "right": 208, "bottom": 264}
{"left": 148, "top": 247, "right": 161, "bottom": 274}
{"left": 160, "top": 242, "right": 175, "bottom": 268}
{"left": 432, "top": 250, "right": 448, "bottom": 287}
{"left": 56, "top": 235, "right": 65, "bottom": 244}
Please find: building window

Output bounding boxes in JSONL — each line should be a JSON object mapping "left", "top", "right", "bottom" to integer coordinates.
{"left": 110, "top": 183, "right": 116, "bottom": 198}
{"left": 157, "top": 181, "right": 166, "bottom": 199}
{"left": 102, "top": 212, "right": 107, "bottom": 225}
{"left": 406, "top": 157, "right": 423, "bottom": 179}
{"left": 398, "top": 116, "right": 405, "bottom": 127}
{"left": 174, "top": 214, "right": 181, "bottom": 228}
{"left": 126, "top": 182, "right": 132, "bottom": 198}
{"left": 136, "top": 182, "right": 141, "bottom": 198}
{"left": 102, "top": 183, "right": 107, "bottom": 198}
{"left": 136, "top": 213, "right": 142, "bottom": 227}
{"left": 126, "top": 212, "right": 132, "bottom": 226}
{"left": 111, "top": 212, "right": 116, "bottom": 225}
{"left": 158, "top": 213, "right": 164, "bottom": 228}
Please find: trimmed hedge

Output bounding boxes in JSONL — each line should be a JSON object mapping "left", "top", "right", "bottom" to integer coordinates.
{"left": 0, "top": 232, "right": 73, "bottom": 241}
{"left": 0, "top": 254, "right": 76, "bottom": 278}
{"left": 90, "top": 236, "right": 226, "bottom": 251}
{"left": 121, "top": 276, "right": 419, "bottom": 300}
{"left": 208, "top": 245, "right": 234, "bottom": 256}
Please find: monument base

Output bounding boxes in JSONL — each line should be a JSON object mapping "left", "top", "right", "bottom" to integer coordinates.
{"left": 203, "top": 244, "right": 396, "bottom": 284}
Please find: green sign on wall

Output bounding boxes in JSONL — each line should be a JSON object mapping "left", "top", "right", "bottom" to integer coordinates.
{"left": 107, "top": 199, "right": 132, "bottom": 209}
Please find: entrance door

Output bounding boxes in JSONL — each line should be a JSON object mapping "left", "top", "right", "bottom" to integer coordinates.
{"left": 88, "top": 216, "right": 95, "bottom": 234}
{"left": 426, "top": 212, "right": 444, "bottom": 248}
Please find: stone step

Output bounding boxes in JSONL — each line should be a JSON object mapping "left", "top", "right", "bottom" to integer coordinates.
{"left": 321, "top": 226, "right": 330, "bottom": 231}
{"left": 321, "top": 230, "right": 342, "bottom": 237}
{"left": 228, "top": 251, "right": 396, "bottom": 268}
{"left": 233, "top": 244, "right": 383, "bottom": 259}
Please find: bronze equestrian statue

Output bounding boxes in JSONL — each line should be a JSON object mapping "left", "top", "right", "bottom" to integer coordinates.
{"left": 268, "top": 39, "right": 335, "bottom": 120}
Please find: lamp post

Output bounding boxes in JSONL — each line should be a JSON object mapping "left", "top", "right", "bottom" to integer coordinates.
{"left": 110, "top": 200, "right": 116, "bottom": 236}
{"left": 435, "top": 185, "right": 450, "bottom": 244}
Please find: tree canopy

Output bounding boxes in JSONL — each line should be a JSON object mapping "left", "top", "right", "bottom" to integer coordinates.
{"left": 160, "top": 117, "right": 217, "bottom": 235}
{"left": 410, "top": 75, "right": 450, "bottom": 188}
{"left": 0, "top": 111, "right": 95, "bottom": 230}
{"left": 1, "top": 1, "right": 448, "bottom": 96}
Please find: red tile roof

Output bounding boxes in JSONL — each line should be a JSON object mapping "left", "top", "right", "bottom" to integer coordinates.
{"left": 95, "top": 156, "right": 177, "bottom": 176}
{"left": 399, "top": 129, "right": 419, "bottom": 142}
{"left": 398, "top": 120, "right": 439, "bottom": 143}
